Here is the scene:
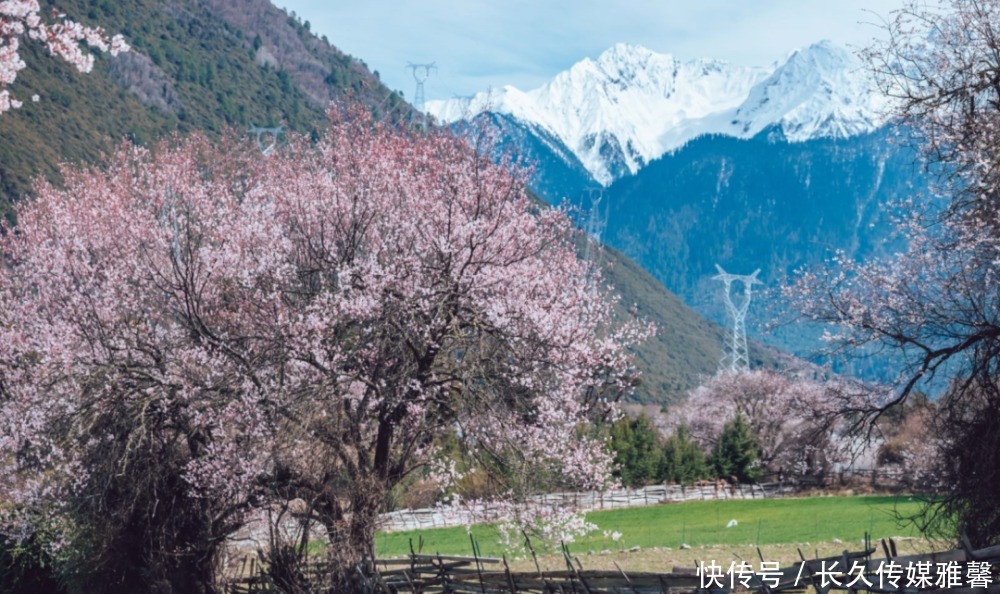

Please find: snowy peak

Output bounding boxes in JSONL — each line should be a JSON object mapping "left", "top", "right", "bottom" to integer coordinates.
{"left": 728, "top": 41, "right": 888, "bottom": 141}
{"left": 597, "top": 42, "right": 655, "bottom": 65}
{"left": 591, "top": 42, "right": 659, "bottom": 84}
{"left": 428, "top": 43, "right": 766, "bottom": 184}
{"left": 427, "top": 41, "right": 886, "bottom": 185}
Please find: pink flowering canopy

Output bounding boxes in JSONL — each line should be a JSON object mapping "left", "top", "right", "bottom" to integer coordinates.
{"left": 670, "top": 370, "right": 874, "bottom": 476}
{"left": 0, "top": 109, "right": 652, "bottom": 557}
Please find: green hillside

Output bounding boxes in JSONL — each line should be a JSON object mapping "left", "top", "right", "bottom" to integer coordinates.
{"left": 0, "top": 0, "right": 765, "bottom": 405}
{"left": 0, "top": 0, "right": 410, "bottom": 220}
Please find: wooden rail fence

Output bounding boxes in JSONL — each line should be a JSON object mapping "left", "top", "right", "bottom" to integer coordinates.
{"left": 225, "top": 536, "right": 1000, "bottom": 594}
{"left": 381, "top": 483, "right": 788, "bottom": 533}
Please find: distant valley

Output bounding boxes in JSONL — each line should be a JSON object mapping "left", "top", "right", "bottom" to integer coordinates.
{"left": 428, "top": 41, "right": 929, "bottom": 372}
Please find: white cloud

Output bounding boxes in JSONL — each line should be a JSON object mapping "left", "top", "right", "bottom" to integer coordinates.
{"left": 280, "top": 0, "right": 904, "bottom": 101}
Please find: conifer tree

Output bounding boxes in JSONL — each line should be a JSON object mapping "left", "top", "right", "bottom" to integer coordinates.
{"left": 709, "top": 414, "right": 761, "bottom": 483}
{"left": 609, "top": 414, "right": 662, "bottom": 487}
{"left": 659, "top": 423, "right": 707, "bottom": 485}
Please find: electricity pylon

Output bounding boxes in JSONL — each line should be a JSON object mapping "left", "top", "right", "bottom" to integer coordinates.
{"left": 249, "top": 124, "right": 284, "bottom": 155}
{"left": 713, "top": 264, "right": 761, "bottom": 373}
{"left": 407, "top": 62, "right": 436, "bottom": 130}
{"left": 581, "top": 188, "right": 607, "bottom": 269}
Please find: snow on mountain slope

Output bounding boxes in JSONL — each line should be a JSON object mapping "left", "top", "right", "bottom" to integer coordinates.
{"left": 426, "top": 41, "right": 887, "bottom": 185}
{"left": 428, "top": 43, "right": 767, "bottom": 184}
{"left": 726, "top": 41, "right": 888, "bottom": 141}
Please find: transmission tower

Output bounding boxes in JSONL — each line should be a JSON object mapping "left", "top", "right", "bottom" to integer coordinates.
{"left": 407, "top": 62, "right": 436, "bottom": 130}
{"left": 713, "top": 264, "right": 762, "bottom": 373}
{"left": 249, "top": 124, "right": 285, "bottom": 155}
{"left": 580, "top": 188, "right": 607, "bottom": 269}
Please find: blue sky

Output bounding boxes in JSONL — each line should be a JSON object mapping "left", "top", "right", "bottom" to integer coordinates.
{"left": 278, "top": 1, "right": 904, "bottom": 103}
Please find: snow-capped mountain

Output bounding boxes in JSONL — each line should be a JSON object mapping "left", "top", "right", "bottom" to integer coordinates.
{"left": 426, "top": 41, "right": 887, "bottom": 185}
{"left": 726, "top": 40, "right": 888, "bottom": 141}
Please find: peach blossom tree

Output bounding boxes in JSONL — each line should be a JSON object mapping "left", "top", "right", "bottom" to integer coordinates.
{"left": 790, "top": 0, "right": 1000, "bottom": 544}
{"left": 0, "top": 109, "right": 650, "bottom": 590}
{"left": 669, "top": 370, "right": 869, "bottom": 479}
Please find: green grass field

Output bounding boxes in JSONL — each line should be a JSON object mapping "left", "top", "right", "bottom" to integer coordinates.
{"left": 375, "top": 495, "right": 927, "bottom": 558}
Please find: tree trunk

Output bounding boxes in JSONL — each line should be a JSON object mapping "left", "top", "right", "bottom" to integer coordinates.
{"left": 317, "top": 475, "right": 386, "bottom": 592}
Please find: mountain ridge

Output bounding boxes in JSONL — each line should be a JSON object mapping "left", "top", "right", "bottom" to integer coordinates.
{"left": 427, "top": 40, "right": 887, "bottom": 185}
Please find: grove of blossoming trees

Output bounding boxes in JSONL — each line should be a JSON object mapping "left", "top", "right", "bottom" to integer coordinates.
{"left": 790, "top": 0, "right": 1000, "bottom": 545}
{"left": 669, "top": 370, "right": 866, "bottom": 479}
{"left": 0, "top": 0, "right": 127, "bottom": 113}
{"left": 0, "top": 108, "right": 651, "bottom": 592}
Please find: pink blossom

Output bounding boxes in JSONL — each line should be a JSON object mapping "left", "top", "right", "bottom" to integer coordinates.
{"left": 669, "top": 370, "right": 877, "bottom": 476}
{"left": 0, "top": 109, "right": 652, "bottom": 560}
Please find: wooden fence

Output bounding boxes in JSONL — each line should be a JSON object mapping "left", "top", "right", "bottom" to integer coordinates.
{"left": 381, "top": 483, "right": 790, "bottom": 532}
{"left": 225, "top": 536, "right": 1000, "bottom": 594}
{"left": 379, "top": 467, "right": 930, "bottom": 533}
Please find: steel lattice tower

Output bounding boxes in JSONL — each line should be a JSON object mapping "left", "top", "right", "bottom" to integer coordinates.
{"left": 581, "top": 188, "right": 606, "bottom": 268}
{"left": 249, "top": 124, "right": 284, "bottom": 155}
{"left": 407, "top": 62, "right": 436, "bottom": 130}
{"left": 713, "top": 264, "right": 761, "bottom": 373}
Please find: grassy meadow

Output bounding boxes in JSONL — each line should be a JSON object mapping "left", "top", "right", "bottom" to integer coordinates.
{"left": 375, "top": 495, "right": 928, "bottom": 562}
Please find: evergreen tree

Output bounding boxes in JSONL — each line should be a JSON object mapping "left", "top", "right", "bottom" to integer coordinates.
{"left": 659, "top": 423, "right": 707, "bottom": 485}
{"left": 609, "top": 414, "right": 662, "bottom": 487}
{"left": 709, "top": 414, "right": 761, "bottom": 483}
